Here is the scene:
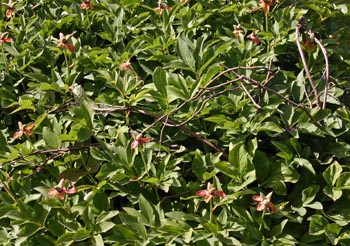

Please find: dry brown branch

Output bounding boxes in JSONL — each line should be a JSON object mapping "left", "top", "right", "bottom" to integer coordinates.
{"left": 240, "top": 83, "right": 261, "bottom": 109}
{"left": 296, "top": 24, "right": 321, "bottom": 108}
{"left": 312, "top": 35, "right": 329, "bottom": 109}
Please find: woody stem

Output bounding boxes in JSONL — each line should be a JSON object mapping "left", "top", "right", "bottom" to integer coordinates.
{"left": 209, "top": 199, "right": 213, "bottom": 222}
{"left": 63, "top": 49, "right": 70, "bottom": 80}
{"left": 1, "top": 45, "right": 8, "bottom": 70}
{"left": 265, "top": 14, "right": 270, "bottom": 53}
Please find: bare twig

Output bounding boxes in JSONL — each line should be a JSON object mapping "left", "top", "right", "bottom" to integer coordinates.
{"left": 132, "top": 107, "right": 228, "bottom": 159}
{"left": 240, "top": 83, "right": 261, "bottom": 109}
{"left": 204, "top": 77, "right": 243, "bottom": 90}
{"left": 0, "top": 143, "right": 100, "bottom": 167}
{"left": 296, "top": 24, "right": 321, "bottom": 108}
{"left": 94, "top": 106, "right": 228, "bottom": 159}
{"left": 258, "top": 59, "right": 274, "bottom": 109}
{"left": 165, "top": 86, "right": 240, "bottom": 128}
{"left": 238, "top": 74, "right": 320, "bottom": 125}
{"left": 313, "top": 35, "right": 329, "bottom": 109}
{"left": 23, "top": 152, "right": 64, "bottom": 179}
{"left": 159, "top": 189, "right": 192, "bottom": 203}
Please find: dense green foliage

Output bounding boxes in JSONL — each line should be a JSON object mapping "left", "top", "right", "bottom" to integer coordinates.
{"left": 1, "top": 0, "right": 350, "bottom": 245}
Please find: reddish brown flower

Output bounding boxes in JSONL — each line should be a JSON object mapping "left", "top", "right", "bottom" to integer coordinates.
{"left": 252, "top": 191, "right": 276, "bottom": 213}
{"left": 5, "top": 8, "right": 14, "bottom": 19}
{"left": 0, "top": 32, "right": 13, "bottom": 45}
{"left": 196, "top": 182, "right": 226, "bottom": 203}
{"left": 247, "top": 31, "right": 260, "bottom": 45}
{"left": 2, "top": 0, "right": 17, "bottom": 19}
{"left": 80, "top": 1, "right": 93, "bottom": 10}
{"left": 131, "top": 134, "right": 152, "bottom": 150}
{"left": 154, "top": 5, "right": 172, "bottom": 14}
{"left": 13, "top": 122, "right": 35, "bottom": 140}
{"left": 233, "top": 25, "right": 243, "bottom": 39}
{"left": 303, "top": 40, "right": 316, "bottom": 51}
{"left": 259, "top": 0, "right": 274, "bottom": 15}
{"left": 48, "top": 179, "right": 77, "bottom": 200}
{"left": 57, "top": 33, "right": 75, "bottom": 52}
{"left": 120, "top": 61, "right": 132, "bottom": 71}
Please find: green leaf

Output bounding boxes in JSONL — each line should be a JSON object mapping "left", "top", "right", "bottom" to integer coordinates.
{"left": 323, "top": 162, "right": 343, "bottom": 187}
{"left": 323, "top": 186, "right": 342, "bottom": 201}
{"left": 56, "top": 232, "right": 74, "bottom": 245}
{"left": 73, "top": 228, "right": 91, "bottom": 241}
{"left": 96, "top": 210, "right": 119, "bottom": 223}
{"left": 327, "top": 142, "right": 350, "bottom": 159}
{"left": 113, "top": 224, "right": 139, "bottom": 240}
{"left": 58, "top": 168, "right": 86, "bottom": 182}
{"left": 177, "top": 37, "right": 195, "bottom": 71}
{"left": 205, "top": 114, "right": 231, "bottom": 124}
{"left": 325, "top": 223, "right": 342, "bottom": 245}
{"left": 228, "top": 140, "right": 256, "bottom": 181}
{"left": 47, "top": 218, "right": 65, "bottom": 237}
{"left": 93, "top": 192, "right": 110, "bottom": 211}
{"left": 214, "top": 161, "right": 237, "bottom": 179}
{"left": 96, "top": 222, "right": 115, "bottom": 233}
{"left": 308, "top": 214, "right": 328, "bottom": 235}
{"left": 43, "top": 127, "right": 60, "bottom": 149}
{"left": 257, "top": 121, "right": 284, "bottom": 133}
{"left": 301, "top": 185, "right": 319, "bottom": 205}
{"left": 292, "top": 158, "right": 316, "bottom": 175}
{"left": 192, "top": 151, "right": 216, "bottom": 181}
{"left": 0, "top": 131, "right": 9, "bottom": 153}
{"left": 253, "top": 150, "right": 270, "bottom": 182}
{"left": 11, "top": 99, "right": 35, "bottom": 114}
{"left": 198, "top": 41, "right": 232, "bottom": 76}
{"left": 291, "top": 70, "right": 306, "bottom": 103}
{"left": 265, "top": 162, "right": 287, "bottom": 195}
{"left": 336, "top": 172, "right": 350, "bottom": 189}
{"left": 138, "top": 194, "right": 155, "bottom": 226}
{"left": 18, "top": 223, "right": 43, "bottom": 237}
{"left": 298, "top": 123, "right": 324, "bottom": 137}
{"left": 119, "top": 213, "right": 147, "bottom": 239}
{"left": 92, "top": 234, "right": 104, "bottom": 246}
{"left": 153, "top": 67, "right": 168, "bottom": 99}
{"left": 280, "top": 104, "right": 294, "bottom": 126}
{"left": 270, "top": 219, "right": 288, "bottom": 237}
{"left": 304, "top": 201, "right": 323, "bottom": 210}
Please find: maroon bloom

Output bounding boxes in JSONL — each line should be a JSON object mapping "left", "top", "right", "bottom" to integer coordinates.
{"left": 48, "top": 179, "right": 77, "bottom": 200}
{"left": 2, "top": 0, "right": 17, "bottom": 19}
{"left": 259, "top": 0, "right": 274, "bottom": 15}
{"left": 80, "top": 1, "right": 93, "bottom": 10}
{"left": 120, "top": 61, "right": 132, "bottom": 71}
{"left": 247, "top": 31, "right": 260, "bottom": 45}
{"left": 0, "top": 32, "right": 13, "bottom": 45}
{"left": 252, "top": 191, "right": 276, "bottom": 213}
{"left": 13, "top": 122, "right": 35, "bottom": 140}
{"left": 196, "top": 182, "right": 226, "bottom": 203}
{"left": 233, "top": 25, "right": 243, "bottom": 39}
{"left": 131, "top": 134, "right": 152, "bottom": 150}
{"left": 154, "top": 3, "right": 172, "bottom": 14}
{"left": 57, "top": 33, "right": 75, "bottom": 52}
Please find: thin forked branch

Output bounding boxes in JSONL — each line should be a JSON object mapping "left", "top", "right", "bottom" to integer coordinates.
{"left": 295, "top": 23, "right": 321, "bottom": 108}
{"left": 312, "top": 34, "right": 329, "bottom": 109}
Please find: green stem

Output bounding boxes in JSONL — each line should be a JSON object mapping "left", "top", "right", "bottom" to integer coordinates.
{"left": 140, "top": 147, "right": 150, "bottom": 177}
{"left": 80, "top": 151, "right": 97, "bottom": 184}
{"left": 259, "top": 210, "right": 266, "bottom": 231}
{"left": 1, "top": 45, "right": 8, "bottom": 70}
{"left": 139, "top": 147, "right": 160, "bottom": 201}
{"left": 63, "top": 49, "right": 70, "bottom": 80}
{"left": 0, "top": 172, "right": 16, "bottom": 202}
{"left": 209, "top": 199, "right": 213, "bottom": 222}
{"left": 265, "top": 14, "right": 270, "bottom": 54}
